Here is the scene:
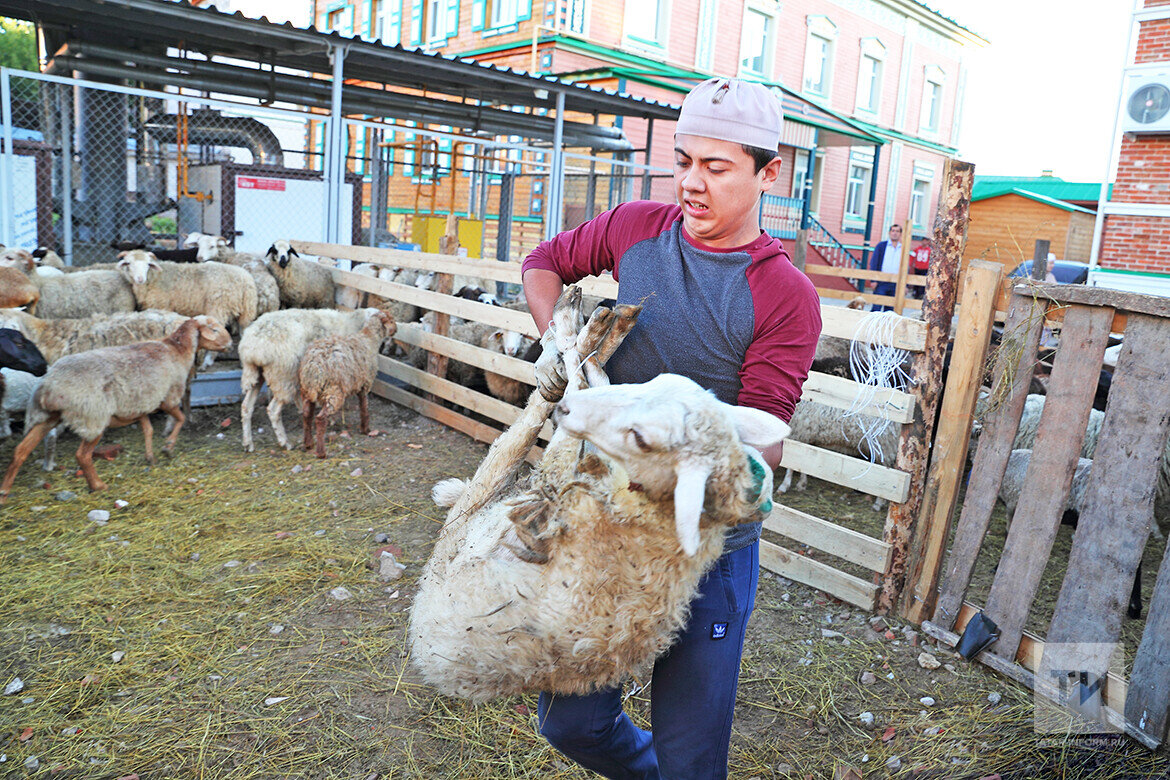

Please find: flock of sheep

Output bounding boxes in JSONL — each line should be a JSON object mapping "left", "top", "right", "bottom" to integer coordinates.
{"left": 0, "top": 234, "right": 545, "bottom": 505}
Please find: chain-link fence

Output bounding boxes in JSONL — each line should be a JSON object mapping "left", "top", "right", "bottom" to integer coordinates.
{"left": 0, "top": 68, "right": 669, "bottom": 267}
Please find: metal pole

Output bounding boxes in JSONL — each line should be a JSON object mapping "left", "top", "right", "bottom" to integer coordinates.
{"left": 545, "top": 89, "right": 566, "bottom": 240}
{"left": 324, "top": 44, "right": 347, "bottom": 244}
{"left": 59, "top": 84, "right": 73, "bottom": 263}
{"left": 1, "top": 68, "right": 14, "bottom": 246}
{"left": 862, "top": 143, "right": 882, "bottom": 269}
{"left": 640, "top": 117, "right": 654, "bottom": 200}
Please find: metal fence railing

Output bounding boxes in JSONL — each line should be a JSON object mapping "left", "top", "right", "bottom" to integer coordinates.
{"left": 0, "top": 67, "right": 670, "bottom": 268}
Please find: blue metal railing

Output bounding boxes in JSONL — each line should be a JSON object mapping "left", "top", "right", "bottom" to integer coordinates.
{"left": 807, "top": 215, "right": 864, "bottom": 269}
{"left": 759, "top": 194, "right": 802, "bottom": 240}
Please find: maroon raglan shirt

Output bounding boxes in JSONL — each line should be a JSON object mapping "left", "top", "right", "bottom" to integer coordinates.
{"left": 522, "top": 200, "right": 821, "bottom": 552}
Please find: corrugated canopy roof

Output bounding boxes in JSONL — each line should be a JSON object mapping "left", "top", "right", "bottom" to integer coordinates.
{"left": 972, "top": 176, "right": 1111, "bottom": 205}
{"left": 3, "top": 0, "right": 681, "bottom": 149}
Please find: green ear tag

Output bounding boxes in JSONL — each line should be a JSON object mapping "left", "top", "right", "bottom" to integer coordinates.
{"left": 748, "top": 453, "right": 772, "bottom": 514}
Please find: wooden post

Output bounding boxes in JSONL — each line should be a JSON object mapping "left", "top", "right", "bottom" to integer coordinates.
{"left": 983, "top": 304, "right": 1114, "bottom": 661}
{"left": 877, "top": 158, "right": 973, "bottom": 615}
{"left": 931, "top": 291, "right": 1046, "bottom": 630}
{"left": 425, "top": 214, "right": 459, "bottom": 399}
{"left": 793, "top": 228, "right": 808, "bottom": 273}
{"left": 1031, "top": 239, "right": 1050, "bottom": 281}
{"left": 1043, "top": 314, "right": 1170, "bottom": 744}
{"left": 900, "top": 259, "right": 1002, "bottom": 623}
{"left": 893, "top": 223, "right": 911, "bottom": 314}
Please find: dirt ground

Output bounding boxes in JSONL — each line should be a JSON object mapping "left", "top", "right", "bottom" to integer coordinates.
{"left": 1, "top": 394, "right": 1168, "bottom": 779}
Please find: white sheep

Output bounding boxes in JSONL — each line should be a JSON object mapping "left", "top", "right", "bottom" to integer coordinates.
{"left": 0, "top": 367, "right": 38, "bottom": 438}
{"left": 0, "top": 308, "right": 190, "bottom": 364}
{"left": 335, "top": 262, "right": 379, "bottom": 310}
{"left": 265, "top": 240, "right": 336, "bottom": 309}
{"left": 117, "top": 251, "right": 258, "bottom": 367}
{"left": 297, "top": 309, "right": 396, "bottom": 457}
{"left": 775, "top": 399, "right": 898, "bottom": 512}
{"left": 999, "top": 449, "right": 1092, "bottom": 528}
{"left": 0, "top": 248, "right": 63, "bottom": 279}
{"left": 238, "top": 307, "right": 387, "bottom": 452}
{"left": 0, "top": 316, "right": 231, "bottom": 502}
{"left": 31, "top": 247, "right": 65, "bottom": 269}
{"left": 409, "top": 369, "right": 787, "bottom": 701}
{"left": 480, "top": 328, "right": 536, "bottom": 405}
{"left": 24, "top": 265, "right": 136, "bottom": 319}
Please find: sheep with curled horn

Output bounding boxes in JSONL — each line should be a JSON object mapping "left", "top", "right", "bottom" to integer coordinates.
{"left": 408, "top": 287, "right": 788, "bottom": 702}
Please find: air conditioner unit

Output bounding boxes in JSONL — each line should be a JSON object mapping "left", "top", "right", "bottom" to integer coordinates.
{"left": 1122, "top": 68, "right": 1170, "bottom": 134}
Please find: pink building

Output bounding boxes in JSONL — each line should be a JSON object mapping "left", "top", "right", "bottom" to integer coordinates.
{"left": 308, "top": 0, "right": 984, "bottom": 265}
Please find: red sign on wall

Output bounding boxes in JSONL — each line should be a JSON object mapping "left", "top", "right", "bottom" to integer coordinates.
{"left": 237, "top": 176, "right": 286, "bottom": 191}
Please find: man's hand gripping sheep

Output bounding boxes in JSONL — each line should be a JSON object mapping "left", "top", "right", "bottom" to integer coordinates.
{"left": 407, "top": 286, "right": 791, "bottom": 702}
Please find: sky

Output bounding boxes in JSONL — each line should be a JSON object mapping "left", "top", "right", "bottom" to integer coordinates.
{"left": 925, "top": 0, "right": 1134, "bottom": 183}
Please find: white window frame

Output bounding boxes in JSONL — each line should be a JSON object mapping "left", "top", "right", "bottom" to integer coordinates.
{"left": 424, "top": 0, "right": 446, "bottom": 41}
{"left": 490, "top": 0, "right": 521, "bottom": 28}
{"left": 624, "top": 0, "right": 670, "bottom": 51}
{"left": 919, "top": 65, "right": 945, "bottom": 136}
{"left": 792, "top": 149, "right": 809, "bottom": 199}
{"left": 843, "top": 147, "right": 873, "bottom": 226}
{"left": 694, "top": 0, "right": 718, "bottom": 71}
{"left": 803, "top": 16, "right": 837, "bottom": 98}
{"left": 854, "top": 38, "right": 885, "bottom": 116}
{"left": 738, "top": 2, "right": 779, "bottom": 79}
{"left": 909, "top": 163, "right": 936, "bottom": 233}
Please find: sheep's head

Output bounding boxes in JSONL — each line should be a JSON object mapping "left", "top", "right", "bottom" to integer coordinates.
{"left": 365, "top": 308, "right": 398, "bottom": 342}
{"left": 0, "top": 248, "right": 35, "bottom": 274}
{"left": 192, "top": 315, "right": 233, "bottom": 352}
{"left": 265, "top": 239, "right": 298, "bottom": 268}
{"left": 117, "top": 250, "right": 162, "bottom": 285}
{"left": 192, "top": 234, "right": 229, "bottom": 262}
{"left": 554, "top": 374, "right": 790, "bottom": 555}
{"left": 414, "top": 271, "right": 436, "bottom": 290}
{"left": 484, "top": 329, "right": 533, "bottom": 358}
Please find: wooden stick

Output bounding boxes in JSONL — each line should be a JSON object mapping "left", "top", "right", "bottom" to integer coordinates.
{"left": 878, "top": 158, "right": 974, "bottom": 614}
{"left": 900, "top": 259, "right": 1002, "bottom": 623}
{"left": 894, "top": 221, "right": 911, "bottom": 314}
{"left": 425, "top": 214, "right": 459, "bottom": 401}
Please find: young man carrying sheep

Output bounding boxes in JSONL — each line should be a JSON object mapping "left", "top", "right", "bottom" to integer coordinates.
{"left": 521, "top": 78, "right": 821, "bottom": 780}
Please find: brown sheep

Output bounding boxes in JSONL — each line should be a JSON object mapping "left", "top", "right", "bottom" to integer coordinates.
{"left": 0, "top": 316, "right": 231, "bottom": 502}
{"left": 297, "top": 309, "right": 396, "bottom": 458}
{"left": 0, "top": 267, "right": 39, "bottom": 309}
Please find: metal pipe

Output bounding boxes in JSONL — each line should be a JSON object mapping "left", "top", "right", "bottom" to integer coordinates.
{"left": 59, "top": 84, "right": 73, "bottom": 263}
{"left": 640, "top": 117, "right": 654, "bottom": 200}
{"left": 143, "top": 110, "right": 285, "bottom": 167}
{"left": 324, "top": 44, "right": 347, "bottom": 245}
{"left": 49, "top": 48, "right": 630, "bottom": 149}
{"left": 1, "top": 68, "right": 12, "bottom": 246}
{"left": 862, "top": 143, "right": 881, "bottom": 268}
{"left": 545, "top": 90, "right": 566, "bottom": 240}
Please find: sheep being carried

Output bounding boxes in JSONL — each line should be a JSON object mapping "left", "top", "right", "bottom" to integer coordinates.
{"left": 408, "top": 287, "right": 789, "bottom": 702}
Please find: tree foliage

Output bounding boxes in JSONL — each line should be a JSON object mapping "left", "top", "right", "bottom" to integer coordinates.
{"left": 0, "top": 17, "right": 37, "bottom": 72}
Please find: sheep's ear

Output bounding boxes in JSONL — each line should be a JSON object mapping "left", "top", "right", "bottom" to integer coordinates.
{"left": 288, "top": 245, "right": 299, "bottom": 257}
{"left": 265, "top": 244, "right": 277, "bottom": 259}
{"left": 117, "top": 250, "right": 130, "bottom": 259}
{"left": 673, "top": 457, "right": 712, "bottom": 556}
{"left": 727, "top": 406, "right": 791, "bottom": 451}
{"left": 489, "top": 330, "right": 503, "bottom": 343}
{"left": 147, "top": 253, "right": 161, "bottom": 270}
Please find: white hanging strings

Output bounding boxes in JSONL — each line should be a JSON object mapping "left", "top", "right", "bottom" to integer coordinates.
{"left": 843, "top": 311, "right": 913, "bottom": 472}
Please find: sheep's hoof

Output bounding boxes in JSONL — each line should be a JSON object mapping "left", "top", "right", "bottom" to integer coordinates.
{"left": 243, "top": 442, "right": 255, "bottom": 453}
{"left": 161, "top": 448, "right": 174, "bottom": 460}
{"left": 88, "top": 481, "right": 109, "bottom": 493}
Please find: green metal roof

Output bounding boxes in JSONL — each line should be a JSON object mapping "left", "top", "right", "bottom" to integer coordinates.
{"left": 975, "top": 188, "right": 1097, "bottom": 215}
{"left": 971, "top": 176, "right": 1111, "bottom": 204}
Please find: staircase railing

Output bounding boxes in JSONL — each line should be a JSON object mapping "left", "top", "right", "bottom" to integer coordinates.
{"left": 807, "top": 215, "right": 864, "bottom": 269}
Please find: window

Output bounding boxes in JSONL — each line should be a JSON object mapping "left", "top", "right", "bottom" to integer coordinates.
{"left": 739, "top": 7, "right": 775, "bottom": 78}
{"left": 490, "top": 0, "right": 520, "bottom": 27}
{"left": 326, "top": 6, "right": 353, "bottom": 34}
{"left": 855, "top": 39, "right": 884, "bottom": 115}
{"left": 378, "top": 0, "right": 402, "bottom": 44}
{"left": 919, "top": 66, "right": 944, "bottom": 134}
{"left": 844, "top": 148, "right": 873, "bottom": 223}
{"left": 625, "top": 0, "right": 667, "bottom": 47}
{"left": 803, "top": 16, "right": 836, "bottom": 97}
{"left": 910, "top": 165, "right": 935, "bottom": 231}
{"left": 792, "top": 149, "right": 809, "bottom": 199}
{"left": 694, "top": 0, "right": 717, "bottom": 71}
{"left": 425, "top": 0, "right": 445, "bottom": 39}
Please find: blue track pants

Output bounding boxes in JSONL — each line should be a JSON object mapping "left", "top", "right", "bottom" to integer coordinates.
{"left": 537, "top": 542, "right": 760, "bottom": 780}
